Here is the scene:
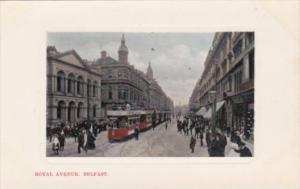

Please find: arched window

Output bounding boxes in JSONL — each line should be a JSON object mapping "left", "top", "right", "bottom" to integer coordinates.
{"left": 57, "top": 101, "right": 66, "bottom": 120}
{"left": 57, "top": 71, "right": 65, "bottom": 92}
{"left": 67, "top": 73, "right": 75, "bottom": 94}
{"left": 77, "top": 76, "right": 83, "bottom": 95}
{"left": 67, "top": 101, "right": 76, "bottom": 122}
{"left": 77, "top": 102, "right": 84, "bottom": 118}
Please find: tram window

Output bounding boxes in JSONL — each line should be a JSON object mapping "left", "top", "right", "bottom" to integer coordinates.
{"left": 117, "top": 117, "right": 128, "bottom": 128}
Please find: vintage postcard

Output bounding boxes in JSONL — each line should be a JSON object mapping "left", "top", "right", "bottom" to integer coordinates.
{"left": 1, "top": 1, "right": 299, "bottom": 189}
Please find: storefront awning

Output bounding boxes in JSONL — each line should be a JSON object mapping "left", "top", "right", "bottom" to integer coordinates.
{"left": 196, "top": 107, "right": 207, "bottom": 116}
{"left": 203, "top": 100, "right": 225, "bottom": 119}
{"left": 203, "top": 108, "right": 212, "bottom": 119}
{"left": 216, "top": 100, "right": 225, "bottom": 112}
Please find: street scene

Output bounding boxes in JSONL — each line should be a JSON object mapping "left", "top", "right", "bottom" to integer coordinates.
{"left": 47, "top": 32, "right": 254, "bottom": 157}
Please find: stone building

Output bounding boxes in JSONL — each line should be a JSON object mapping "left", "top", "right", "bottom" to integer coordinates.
{"left": 146, "top": 62, "right": 174, "bottom": 112}
{"left": 91, "top": 35, "right": 174, "bottom": 114}
{"left": 91, "top": 35, "right": 150, "bottom": 112}
{"left": 47, "top": 46, "right": 102, "bottom": 126}
{"left": 189, "top": 32, "right": 254, "bottom": 130}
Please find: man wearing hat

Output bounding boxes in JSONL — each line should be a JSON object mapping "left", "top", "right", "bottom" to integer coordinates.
{"left": 234, "top": 142, "right": 252, "bottom": 157}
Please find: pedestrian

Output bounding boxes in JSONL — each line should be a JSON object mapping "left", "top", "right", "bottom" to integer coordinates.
{"left": 58, "top": 130, "right": 65, "bottom": 151}
{"left": 78, "top": 129, "right": 87, "bottom": 154}
{"left": 214, "top": 134, "right": 224, "bottom": 157}
{"left": 200, "top": 131, "right": 204, "bottom": 147}
{"left": 134, "top": 128, "right": 139, "bottom": 140}
{"left": 52, "top": 134, "right": 60, "bottom": 155}
{"left": 87, "top": 130, "right": 96, "bottom": 149}
{"left": 165, "top": 122, "right": 168, "bottom": 130}
{"left": 217, "top": 130, "right": 227, "bottom": 156}
{"left": 231, "top": 130, "right": 242, "bottom": 145}
{"left": 208, "top": 134, "right": 218, "bottom": 157}
{"left": 205, "top": 129, "right": 211, "bottom": 147}
{"left": 226, "top": 125, "right": 231, "bottom": 137}
{"left": 190, "top": 135, "right": 196, "bottom": 153}
{"left": 234, "top": 142, "right": 252, "bottom": 157}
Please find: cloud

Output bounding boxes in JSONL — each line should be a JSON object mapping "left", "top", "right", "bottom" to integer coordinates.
{"left": 48, "top": 33, "right": 213, "bottom": 106}
{"left": 151, "top": 44, "right": 208, "bottom": 105}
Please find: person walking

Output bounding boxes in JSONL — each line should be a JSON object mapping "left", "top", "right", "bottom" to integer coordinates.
{"left": 134, "top": 128, "right": 139, "bottom": 140}
{"left": 58, "top": 130, "right": 65, "bottom": 151}
{"left": 52, "top": 134, "right": 60, "bottom": 155}
{"left": 165, "top": 122, "right": 168, "bottom": 130}
{"left": 199, "top": 131, "right": 204, "bottom": 147}
{"left": 190, "top": 135, "right": 196, "bottom": 153}
{"left": 78, "top": 129, "right": 87, "bottom": 154}
{"left": 87, "top": 130, "right": 96, "bottom": 149}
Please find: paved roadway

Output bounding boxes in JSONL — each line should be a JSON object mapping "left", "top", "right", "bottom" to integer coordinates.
{"left": 46, "top": 118, "right": 253, "bottom": 157}
{"left": 47, "top": 119, "right": 209, "bottom": 157}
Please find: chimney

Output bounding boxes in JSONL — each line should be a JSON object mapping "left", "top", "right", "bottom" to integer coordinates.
{"left": 101, "top": 50, "right": 107, "bottom": 59}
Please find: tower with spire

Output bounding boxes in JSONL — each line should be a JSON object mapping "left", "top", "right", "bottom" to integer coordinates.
{"left": 118, "top": 34, "right": 129, "bottom": 64}
{"left": 146, "top": 61, "right": 154, "bottom": 79}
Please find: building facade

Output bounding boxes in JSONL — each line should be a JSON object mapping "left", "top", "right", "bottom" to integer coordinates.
{"left": 91, "top": 35, "right": 174, "bottom": 114}
{"left": 47, "top": 46, "right": 102, "bottom": 126}
{"left": 146, "top": 63, "right": 174, "bottom": 112}
{"left": 189, "top": 32, "right": 254, "bottom": 130}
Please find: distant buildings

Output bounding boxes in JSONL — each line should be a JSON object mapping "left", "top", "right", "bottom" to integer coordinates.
{"left": 47, "top": 34, "right": 174, "bottom": 124}
{"left": 189, "top": 32, "right": 254, "bottom": 130}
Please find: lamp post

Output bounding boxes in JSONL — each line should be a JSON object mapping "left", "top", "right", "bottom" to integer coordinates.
{"left": 209, "top": 58, "right": 219, "bottom": 131}
{"left": 208, "top": 90, "right": 216, "bottom": 131}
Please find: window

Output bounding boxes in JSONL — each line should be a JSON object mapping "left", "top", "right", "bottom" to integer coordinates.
{"left": 57, "top": 71, "right": 65, "bottom": 92}
{"left": 93, "top": 81, "right": 97, "bottom": 97}
{"left": 108, "top": 70, "right": 113, "bottom": 78}
{"left": 118, "top": 86, "right": 128, "bottom": 100}
{"left": 77, "top": 76, "right": 83, "bottom": 95}
{"left": 222, "top": 59, "right": 227, "bottom": 75}
{"left": 93, "top": 105, "right": 97, "bottom": 117}
{"left": 233, "top": 40, "right": 243, "bottom": 58}
{"left": 123, "top": 86, "right": 128, "bottom": 100}
{"left": 57, "top": 101, "right": 66, "bottom": 119}
{"left": 246, "top": 32, "right": 254, "bottom": 45}
{"left": 118, "top": 86, "right": 122, "bottom": 100}
{"left": 87, "top": 79, "right": 91, "bottom": 97}
{"left": 108, "top": 86, "right": 113, "bottom": 100}
{"left": 67, "top": 73, "right": 75, "bottom": 94}
{"left": 249, "top": 50, "right": 254, "bottom": 79}
{"left": 67, "top": 101, "right": 76, "bottom": 121}
{"left": 77, "top": 102, "right": 84, "bottom": 118}
{"left": 118, "top": 70, "right": 122, "bottom": 78}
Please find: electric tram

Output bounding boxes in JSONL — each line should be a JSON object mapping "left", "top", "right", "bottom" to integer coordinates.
{"left": 107, "top": 110, "right": 171, "bottom": 142}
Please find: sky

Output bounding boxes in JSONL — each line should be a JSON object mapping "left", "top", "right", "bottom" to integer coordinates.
{"left": 48, "top": 32, "right": 215, "bottom": 106}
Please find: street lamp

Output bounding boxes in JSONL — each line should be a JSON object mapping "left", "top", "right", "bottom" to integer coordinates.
{"left": 208, "top": 90, "right": 217, "bottom": 130}
{"left": 211, "top": 58, "right": 219, "bottom": 131}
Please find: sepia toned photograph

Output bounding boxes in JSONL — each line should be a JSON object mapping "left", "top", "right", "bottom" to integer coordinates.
{"left": 46, "top": 32, "right": 254, "bottom": 157}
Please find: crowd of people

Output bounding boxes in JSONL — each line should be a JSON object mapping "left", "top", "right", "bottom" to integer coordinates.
{"left": 176, "top": 116, "right": 252, "bottom": 157}
{"left": 48, "top": 119, "right": 112, "bottom": 155}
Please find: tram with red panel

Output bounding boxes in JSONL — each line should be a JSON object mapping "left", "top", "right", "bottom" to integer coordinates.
{"left": 107, "top": 109, "right": 172, "bottom": 142}
{"left": 139, "top": 110, "right": 154, "bottom": 131}
{"left": 107, "top": 110, "right": 144, "bottom": 142}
